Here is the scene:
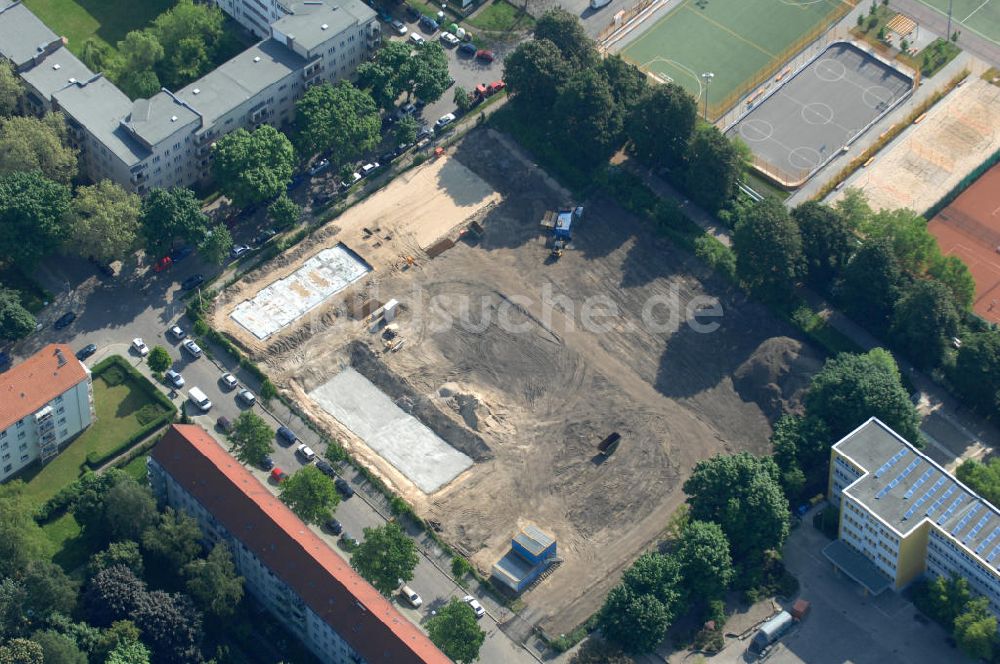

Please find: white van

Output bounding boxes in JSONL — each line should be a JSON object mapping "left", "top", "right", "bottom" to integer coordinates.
{"left": 400, "top": 585, "right": 422, "bottom": 608}
{"left": 188, "top": 387, "right": 213, "bottom": 412}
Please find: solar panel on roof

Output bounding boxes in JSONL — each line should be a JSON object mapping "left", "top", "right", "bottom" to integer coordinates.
{"left": 916, "top": 477, "right": 948, "bottom": 506}
{"left": 937, "top": 494, "right": 966, "bottom": 525}
{"left": 952, "top": 502, "right": 981, "bottom": 535}
{"left": 964, "top": 514, "right": 992, "bottom": 544}
{"left": 927, "top": 486, "right": 957, "bottom": 517}
{"left": 976, "top": 527, "right": 1000, "bottom": 554}
{"left": 875, "top": 449, "right": 909, "bottom": 478}
{"left": 904, "top": 469, "right": 934, "bottom": 499}
{"left": 988, "top": 545, "right": 1000, "bottom": 563}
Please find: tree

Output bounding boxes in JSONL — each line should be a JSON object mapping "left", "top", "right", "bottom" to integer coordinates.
{"left": 684, "top": 125, "right": 747, "bottom": 212}
{"left": 425, "top": 598, "right": 486, "bottom": 663}
{"left": 89, "top": 540, "right": 145, "bottom": 578}
{"left": 141, "top": 508, "right": 203, "bottom": 571}
{"left": 350, "top": 522, "right": 418, "bottom": 595}
{"left": 0, "top": 487, "right": 47, "bottom": 578}
{"left": 410, "top": 43, "right": 452, "bottom": 104}
{"left": 165, "top": 37, "right": 210, "bottom": 87}
{"left": 553, "top": 69, "right": 624, "bottom": 169}
{"left": 626, "top": 83, "right": 697, "bottom": 168}
{"left": 132, "top": 590, "right": 203, "bottom": 664}
{"left": 533, "top": 9, "right": 597, "bottom": 70}
{"left": 0, "top": 171, "right": 71, "bottom": 269}
{"left": 395, "top": 116, "right": 419, "bottom": 146}
{"left": 0, "top": 114, "right": 77, "bottom": 184}
{"left": 890, "top": 279, "right": 960, "bottom": 369}
{"left": 600, "top": 55, "right": 646, "bottom": 109}
{"left": 67, "top": 180, "right": 141, "bottom": 263}
{"left": 105, "top": 640, "right": 151, "bottom": 664}
{"left": 863, "top": 207, "right": 939, "bottom": 275}
{"left": 804, "top": 348, "right": 920, "bottom": 442}
{"left": 295, "top": 82, "right": 380, "bottom": 164}
{"left": 227, "top": 411, "right": 274, "bottom": 467}
{"left": 140, "top": 188, "right": 209, "bottom": 259}
{"left": 267, "top": 194, "right": 300, "bottom": 229}
{"left": 212, "top": 125, "right": 296, "bottom": 209}
{"left": 954, "top": 597, "right": 997, "bottom": 661}
{"left": 598, "top": 584, "right": 671, "bottom": 655}
{"left": 146, "top": 346, "right": 172, "bottom": 374}
{"left": 770, "top": 414, "right": 831, "bottom": 499}
{"left": 733, "top": 197, "right": 804, "bottom": 301}
{"left": 83, "top": 566, "right": 147, "bottom": 628}
{"left": 675, "top": 521, "right": 734, "bottom": 602}
{"left": 101, "top": 480, "right": 159, "bottom": 543}
{"left": 183, "top": 544, "right": 243, "bottom": 619}
{"left": 834, "top": 237, "right": 903, "bottom": 334}
{"left": 683, "top": 452, "right": 789, "bottom": 564}
{"left": 928, "top": 254, "right": 975, "bottom": 311}
{"left": 0, "top": 61, "right": 22, "bottom": 116}
{"left": 914, "top": 574, "right": 971, "bottom": 630}
{"left": 0, "top": 638, "right": 43, "bottom": 664}
{"left": 792, "top": 201, "right": 855, "bottom": 291}
{"left": 197, "top": 225, "right": 232, "bottom": 266}
{"left": 117, "top": 30, "right": 163, "bottom": 72}
{"left": 151, "top": 0, "right": 223, "bottom": 89}
{"left": 951, "top": 331, "right": 1000, "bottom": 412}
{"left": 118, "top": 70, "right": 162, "bottom": 101}
{"left": 956, "top": 458, "right": 1000, "bottom": 507}
{"left": 570, "top": 640, "right": 635, "bottom": 664}
{"left": 94, "top": 621, "right": 142, "bottom": 662}
{"left": 80, "top": 38, "right": 118, "bottom": 74}
{"left": 278, "top": 465, "right": 338, "bottom": 525}
{"left": 355, "top": 41, "right": 413, "bottom": 111}
{"left": 502, "top": 39, "right": 571, "bottom": 113}
{"left": 454, "top": 86, "right": 473, "bottom": 114}
{"left": 20, "top": 560, "right": 78, "bottom": 623}
{"left": 0, "top": 289, "right": 35, "bottom": 342}
{"left": 29, "top": 631, "right": 86, "bottom": 664}
{"left": 620, "top": 553, "right": 683, "bottom": 609}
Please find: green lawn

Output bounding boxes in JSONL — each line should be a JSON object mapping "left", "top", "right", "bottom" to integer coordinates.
{"left": 121, "top": 453, "right": 151, "bottom": 484}
{"left": 22, "top": 0, "right": 176, "bottom": 55}
{"left": 466, "top": 0, "right": 535, "bottom": 32}
{"left": 20, "top": 372, "right": 167, "bottom": 504}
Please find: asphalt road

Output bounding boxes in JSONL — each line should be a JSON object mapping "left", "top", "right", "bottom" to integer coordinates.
{"left": 18, "top": 254, "right": 535, "bottom": 664}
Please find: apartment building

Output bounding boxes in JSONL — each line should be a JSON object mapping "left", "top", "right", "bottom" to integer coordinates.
{"left": 0, "top": 0, "right": 379, "bottom": 194}
{"left": 826, "top": 417, "right": 1000, "bottom": 617}
{"left": 0, "top": 344, "right": 93, "bottom": 482}
{"left": 147, "top": 424, "right": 450, "bottom": 664}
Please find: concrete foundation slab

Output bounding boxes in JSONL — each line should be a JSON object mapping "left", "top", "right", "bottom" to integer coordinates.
{"left": 308, "top": 368, "right": 473, "bottom": 493}
{"left": 230, "top": 244, "right": 371, "bottom": 340}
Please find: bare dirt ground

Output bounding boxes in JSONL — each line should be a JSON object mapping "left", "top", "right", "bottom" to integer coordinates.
{"left": 829, "top": 76, "right": 1000, "bottom": 214}
{"left": 210, "top": 128, "right": 818, "bottom": 637}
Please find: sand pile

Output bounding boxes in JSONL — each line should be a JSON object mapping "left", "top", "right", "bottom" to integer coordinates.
{"left": 733, "top": 337, "right": 822, "bottom": 420}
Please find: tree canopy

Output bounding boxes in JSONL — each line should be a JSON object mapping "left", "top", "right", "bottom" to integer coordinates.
{"left": 278, "top": 466, "right": 338, "bottom": 525}
{"left": 410, "top": 43, "right": 452, "bottom": 104}
{"left": 502, "top": 39, "right": 571, "bottom": 113}
{"left": 626, "top": 83, "right": 696, "bottom": 168}
{"left": 0, "top": 114, "right": 77, "bottom": 184}
{"left": 0, "top": 171, "right": 71, "bottom": 269}
{"left": 227, "top": 411, "right": 274, "bottom": 468}
{"left": 140, "top": 188, "right": 209, "bottom": 260}
{"left": 598, "top": 584, "right": 671, "bottom": 655}
{"left": 683, "top": 125, "right": 747, "bottom": 212}
{"left": 295, "top": 82, "right": 380, "bottom": 164}
{"left": 141, "top": 508, "right": 202, "bottom": 571}
{"left": 197, "top": 225, "right": 232, "bottom": 266}
{"left": 68, "top": 180, "right": 141, "bottom": 263}
{"left": 674, "top": 521, "right": 734, "bottom": 602}
{"left": 889, "top": 279, "right": 960, "bottom": 369}
{"left": 733, "top": 197, "right": 804, "bottom": 301}
{"left": 268, "top": 193, "right": 301, "bottom": 229}
{"left": 146, "top": 346, "right": 172, "bottom": 374}
{"left": 349, "top": 522, "right": 419, "bottom": 595}
{"left": 182, "top": 544, "right": 243, "bottom": 619}
{"left": 950, "top": 331, "right": 1000, "bottom": 412}
{"left": 0, "top": 289, "right": 35, "bottom": 342}
{"left": 792, "top": 201, "right": 855, "bottom": 291}
{"left": 553, "top": 69, "right": 623, "bottom": 168}
{"left": 533, "top": 9, "right": 597, "bottom": 69}
{"left": 212, "top": 125, "right": 296, "bottom": 208}
{"left": 0, "top": 61, "right": 22, "bottom": 116}
{"left": 425, "top": 598, "right": 486, "bottom": 663}
{"left": 835, "top": 237, "right": 904, "bottom": 334}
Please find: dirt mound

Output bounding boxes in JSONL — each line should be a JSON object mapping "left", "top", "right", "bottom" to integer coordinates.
{"left": 733, "top": 337, "right": 822, "bottom": 420}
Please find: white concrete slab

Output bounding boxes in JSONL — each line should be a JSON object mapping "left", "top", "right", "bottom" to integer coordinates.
{"left": 230, "top": 244, "right": 370, "bottom": 340}
{"left": 308, "top": 368, "right": 473, "bottom": 493}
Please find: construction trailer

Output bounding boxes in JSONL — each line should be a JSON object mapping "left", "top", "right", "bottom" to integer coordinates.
{"left": 491, "top": 525, "right": 559, "bottom": 593}
{"left": 749, "top": 610, "right": 794, "bottom": 653}
{"left": 598, "top": 432, "right": 621, "bottom": 457}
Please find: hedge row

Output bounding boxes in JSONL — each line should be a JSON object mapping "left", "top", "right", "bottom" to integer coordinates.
{"left": 83, "top": 356, "right": 177, "bottom": 470}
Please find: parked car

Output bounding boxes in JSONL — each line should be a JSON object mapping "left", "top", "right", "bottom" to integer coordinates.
{"left": 260, "top": 455, "right": 274, "bottom": 470}
{"left": 182, "top": 339, "right": 202, "bottom": 357}
{"left": 170, "top": 245, "right": 194, "bottom": 262}
{"left": 416, "top": 125, "right": 434, "bottom": 141}
{"left": 169, "top": 325, "right": 186, "bottom": 340}
{"left": 76, "top": 343, "right": 97, "bottom": 360}
{"left": 339, "top": 532, "right": 359, "bottom": 549}
{"left": 400, "top": 585, "right": 423, "bottom": 608}
{"left": 277, "top": 425, "right": 298, "bottom": 446}
{"left": 230, "top": 244, "right": 250, "bottom": 259}
{"left": 316, "top": 460, "right": 335, "bottom": 477}
{"left": 458, "top": 42, "right": 476, "bottom": 56}
{"left": 54, "top": 312, "right": 76, "bottom": 329}
{"left": 181, "top": 274, "right": 204, "bottom": 291}
{"left": 131, "top": 338, "right": 149, "bottom": 356}
{"left": 296, "top": 443, "right": 316, "bottom": 462}
{"left": 165, "top": 369, "right": 185, "bottom": 388}
{"left": 397, "top": 102, "right": 417, "bottom": 118}
{"left": 221, "top": 373, "right": 238, "bottom": 390}
{"left": 324, "top": 518, "right": 343, "bottom": 535}
{"left": 434, "top": 113, "right": 455, "bottom": 129}
{"left": 391, "top": 19, "right": 407, "bottom": 34}
{"left": 475, "top": 49, "right": 494, "bottom": 63}
{"left": 216, "top": 416, "right": 233, "bottom": 433}
{"left": 463, "top": 595, "right": 485, "bottom": 619}
{"left": 152, "top": 256, "right": 172, "bottom": 272}
{"left": 270, "top": 467, "right": 289, "bottom": 483}
{"left": 342, "top": 172, "right": 363, "bottom": 188}
{"left": 359, "top": 162, "right": 380, "bottom": 177}
{"left": 408, "top": 32, "right": 425, "bottom": 46}
{"left": 253, "top": 228, "right": 277, "bottom": 247}
{"left": 439, "top": 32, "right": 459, "bottom": 46}
{"left": 335, "top": 478, "right": 354, "bottom": 498}
{"left": 419, "top": 15, "right": 438, "bottom": 31}
{"left": 237, "top": 389, "right": 256, "bottom": 406}
{"left": 309, "top": 158, "right": 330, "bottom": 176}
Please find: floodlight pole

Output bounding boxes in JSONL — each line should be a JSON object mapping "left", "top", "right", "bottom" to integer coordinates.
{"left": 701, "top": 72, "right": 715, "bottom": 121}
{"left": 946, "top": 0, "right": 953, "bottom": 41}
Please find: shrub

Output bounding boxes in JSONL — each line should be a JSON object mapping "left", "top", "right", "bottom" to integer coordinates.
{"left": 451, "top": 556, "right": 473, "bottom": 580}
{"left": 193, "top": 320, "right": 209, "bottom": 337}
{"left": 694, "top": 235, "right": 736, "bottom": 281}
{"left": 135, "top": 404, "right": 164, "bottom": 427}
{"left": 259, "top": 379, "right": 278, "bottom": 402}
{"left": 101, "top": 366, "right": 126, "bottom": 387}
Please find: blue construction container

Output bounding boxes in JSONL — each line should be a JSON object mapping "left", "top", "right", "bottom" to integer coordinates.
{"left": 491, "top": 525, "right": 559, "bottom": 593}
{"left": 512, "top": 525, "right": 557, "bottom": 565}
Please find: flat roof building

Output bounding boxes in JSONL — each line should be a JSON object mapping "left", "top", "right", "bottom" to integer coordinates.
{"left": 826, "top": 418, "right": 1000, "bottom": 617}
{"left": 148, "top": 424, "right": 449, "bottom": 664}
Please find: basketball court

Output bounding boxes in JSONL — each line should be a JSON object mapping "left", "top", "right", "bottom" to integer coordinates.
{"left": 726, "top": 42, "right": 913, "bottom": 186}
{"left": 928, "top": 164, "right": 1000, "bottom": 324}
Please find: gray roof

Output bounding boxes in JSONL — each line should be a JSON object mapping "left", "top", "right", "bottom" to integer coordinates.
{"left": 176, "top": 39, "right": 305, "bottom": 128}
{"left": 52, "top": 75, "right": 148, "bottom": 167}
{"left": 823, "top": 539, "right": 893, "bottom": 595}
{"left": 0, "top": 0, "right": 59, "bottom": 68}
{"left": 272, "top": 0, "right": 375, "bottom": 52}
{"left": 19, "top": 47, "right": 93, "bottom": 101}
{"left": 123, "top": 92, "right": 201, "bottom": 148}
{"left": 837, "top": 418, "right": 1000, "bottom": 574}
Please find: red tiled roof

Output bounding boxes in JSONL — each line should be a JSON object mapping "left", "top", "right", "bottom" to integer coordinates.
{"left": 151, "top": 425, "right": 451, "bottom": 664}
{"left": 0, "top": 344, "right": 88, "bottom": 432}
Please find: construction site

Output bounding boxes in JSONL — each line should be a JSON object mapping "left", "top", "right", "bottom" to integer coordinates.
{"left": 209, "top": 129, "right": 823, "bottom": 636}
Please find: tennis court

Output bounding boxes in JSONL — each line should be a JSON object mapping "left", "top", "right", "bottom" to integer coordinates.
{"left": 915, "top": 0, "right": 1000, "bottom": 45}
{"left": 928, "top": 163, "right": 1000, "bottom": 324}
{"left": 617, "top": 0, "right": 853, "bottom": 118}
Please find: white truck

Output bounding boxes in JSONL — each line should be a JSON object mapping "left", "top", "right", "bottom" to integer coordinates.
{"left": 188, "top": 387, "right": 213, "bottom": 413}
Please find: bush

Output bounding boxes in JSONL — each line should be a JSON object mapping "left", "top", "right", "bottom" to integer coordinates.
{"left": 259, "top": 379, "right": 278, "bottom": 402}
{"left": 193, "top": 320, "right": 209, "bottom": 337}
{"left": 694, "top": 235, "right": 736, "bottom": 281}
{"left": 135, "top": 404, "right": 164, "bottom": 427}
{"left": 451, "top": 556, "right": 473, "bottom": 580}
{"left": 101, "top": 365, "right": 126, "bottom": 387}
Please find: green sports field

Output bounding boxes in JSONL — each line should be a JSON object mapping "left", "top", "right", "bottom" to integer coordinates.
{"left": 619, "top": 0, "right": 850, "bottom": 118}
{"left": 916, "top": 0, "right": 1000, "bottom": 44}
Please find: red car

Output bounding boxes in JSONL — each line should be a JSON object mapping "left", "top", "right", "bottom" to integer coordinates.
{"left": 475, "top": 49, "right": 494, "bottom": 63}
{"left": 270, "top": 467, "right": 288, "bottom": 483}
{"left": 152, "top": 256, "right": 172, "bottom": 272}
{"left": 487, "top": 80, "right": 505, "bottom": 94}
